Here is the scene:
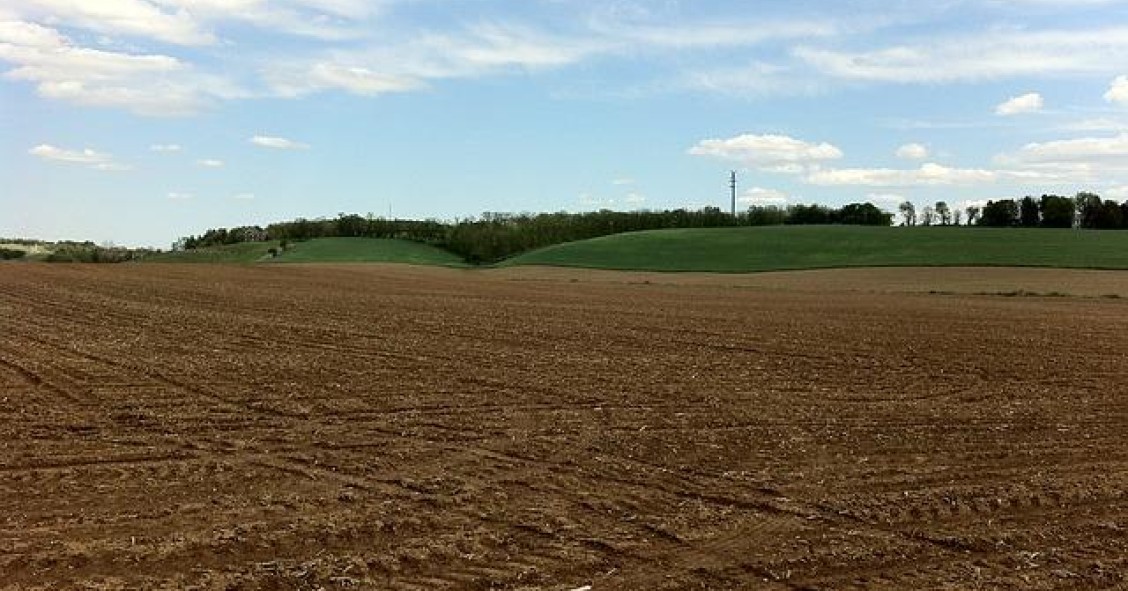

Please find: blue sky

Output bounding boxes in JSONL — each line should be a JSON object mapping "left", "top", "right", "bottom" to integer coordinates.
{"left": 2, "top": 0, "right": 1128, "bottom": 247}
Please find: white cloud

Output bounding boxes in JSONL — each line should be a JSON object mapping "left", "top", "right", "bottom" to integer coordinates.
{"left": 250, "top": 135, "right": 309, "bottom": 150}
{"left": 1106, "top": 75, "right": 1128, "bottom": 105}
{"left": 688, "top": 133, "right": 843, "bottom": 172}
{"left": 150, "top": 143, "right": 182, "bottom": 152}
{"left": 738, "top": 187, "right": 789, "bottom": 205}
{"left": 895, "top": 143, "right": 929, "bottom": 160}
{"left": 2, "top": 0, "right": 391, "bottom": 45}
{"left": 623, "top": 192, "right": 646, "bottom": 205}
{"left": 29, "top": 143, "right": 131, "bottom": 171}
{"left": 796, "top": 27, "right": 1128, "bottom": 83}
{"left": 196, "top": 158, "right": 224, "bottom": 167}
{"left": 29, "top": 143, "right": 110, "bottom": 164}
{"left": 232, "top": 192, "right": 255, "bottom": 200}
{"left": 996, "top": 92, "right": 1044, "bottom": 115}
{"left": 8, "top": 0, "right": 216, "bottom": 46}
{"left": 166, "top": 191, "right": 193, "bottom": 199}
{"left": 0, "top": 20, "right": 243, "bottom": 115}
{"left": 611, "top": 177, "right": 635, "bottom": 186}
{"left": 1010, "top": 133, "right": 1128, "bottom": 163}
{"left": 3, "top": 0, "right": 1127, "bottom": 120}
{"left": 808, "top": 162, "right": 999, "bottom": 186}
{"left": 994, "top": 133, "right": 1128, "bottom": 182}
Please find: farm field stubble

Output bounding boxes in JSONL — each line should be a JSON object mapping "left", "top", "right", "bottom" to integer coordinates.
{"left": 1, "top": 263, "right": 1126, "bottom": 590}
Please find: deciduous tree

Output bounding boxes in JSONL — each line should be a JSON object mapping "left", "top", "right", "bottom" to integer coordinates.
{"left": 935, "top": 201, "right": 951, "bottom": 226}
{"left": 898, "top": 201, "right": 916, "bottom": 226}
{"left": 980, "top": 200, "right": 1019, "bottom": 227}
{"left": 1039, "top": 195, "right": 1075, "bottom": 228}
{"left": 1019, "top": 196, "right": 1040, "bottom": 227}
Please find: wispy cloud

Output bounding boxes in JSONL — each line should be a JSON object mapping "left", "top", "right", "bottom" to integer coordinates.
{"left": 250, "top": 135, "right": 309, "bottom": 150}
{"left": 587, "top": 17, "right": 840, "bottom": 51}
{"left": 796, "top": 27, "right": 1128, "bottom": 83}
{"left": 29, "top": 143, "right": 110, "bottom": 164}
{"left": 1057, "top": 118, "right": 1128, "bottom": 133}
{"left": 196, "top": 158, "right": 224, "bottom": 167}
{"left": 808, "top": 163, "right": 999, "bottom": 187}
{"left": 28, "top": 143, "right": 131, "bottom": 171}
{"left": 677, "top": 61, "right": 820, "bottom": 99}
{"left": 8, "top": 0, "right": 216, "bottom": 46}
{"left": 994, "top": 133, "right": 1128, "bottom": 182}
{"left": 150, "top": 143, "right": 182, "bottom": 152}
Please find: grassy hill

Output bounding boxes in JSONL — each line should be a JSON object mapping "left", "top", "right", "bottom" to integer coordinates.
{"left": 503, "top": 226, "right": 1128, "bottom": 272}
{"left": 148, "top": 238, "right": 465, "bottom": 266}
{"left": 144, "top": 241, "right": 281, "bottom": 263}
{"left": 272, "top": 237, "right": 465, "bottom": 265}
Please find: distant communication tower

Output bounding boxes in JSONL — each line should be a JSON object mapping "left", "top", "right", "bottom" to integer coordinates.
{"left": 729, "top": 170, "right": 738, "bottom": 216}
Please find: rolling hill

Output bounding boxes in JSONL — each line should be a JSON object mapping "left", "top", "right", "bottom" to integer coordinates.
{"left": 271, "top": 237, "right": 465, "bottom": 265}
{"left": 502, "top": 226, "right": 1128, "bottom": 272}
{"left": 146, "top": 238, "right": 464, "bottom": 266}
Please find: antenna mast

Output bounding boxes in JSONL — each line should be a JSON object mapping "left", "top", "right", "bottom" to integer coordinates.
{"left": 730, "top": 170, "right": 737, "bottom": 217}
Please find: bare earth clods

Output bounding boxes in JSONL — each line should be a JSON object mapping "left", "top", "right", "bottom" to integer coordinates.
{"left": 1, "top": 264, "right": 1126, "bottom": 590}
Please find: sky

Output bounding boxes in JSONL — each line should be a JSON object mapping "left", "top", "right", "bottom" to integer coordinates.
{"left": 2, "top": 0, "right": 1128, "bottom": 247}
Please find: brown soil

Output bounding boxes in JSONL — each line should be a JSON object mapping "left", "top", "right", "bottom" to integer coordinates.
{"left": 1, "top": 264, "right": 1125, "bottom": 590}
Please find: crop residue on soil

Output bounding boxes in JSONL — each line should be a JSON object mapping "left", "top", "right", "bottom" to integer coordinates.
{"left": 1, "top": 264, "right": 1125, "bottom": 589}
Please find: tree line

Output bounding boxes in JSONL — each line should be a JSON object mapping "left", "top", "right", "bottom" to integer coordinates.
{"left": 169, "top": 190, "right": 1128, "bottom": 265}
{"left": 176, "top": 203, "right": 893, "bottom": 264}
{"left": 897, "top": 193, "right": 1128, "bottom": 229}
{"left": 0, "top": 240, "right": 158, "bottom": 263}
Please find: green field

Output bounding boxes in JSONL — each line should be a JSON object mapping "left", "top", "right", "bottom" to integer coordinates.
{"left": 141, "top": 227, "right": 1128, "bottom": 272}
{"left": 503, "top": 226, "right": 1128, "bottom": 272}
{"left": 272, "top": 237, "right": 465, "bottom": 265}
{"left": 147, "top": 238, "right": 465, "bottom": 266}
{"left": 143, "top": 241, "right": 281, "bottom": 263}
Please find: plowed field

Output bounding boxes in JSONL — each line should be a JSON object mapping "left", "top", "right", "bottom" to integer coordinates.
{"left": 2, "top": 264, "right": 1126, "bottom": 590}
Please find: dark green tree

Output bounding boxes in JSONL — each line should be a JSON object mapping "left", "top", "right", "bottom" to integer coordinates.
{"left": 1019, "top": 196, "right": 1040, "bottom": 227}
{"left": 1076, "top": 192, "right": 1104, "bottom": 229}
{"left": 1039, "top": 195, "right": 1075, "bottom": 228}
{"left": 837, "top": 203, "right": 894, "bottom": 226}
{"left": 979, "top": 200, "right": 1019, "bottom": 227}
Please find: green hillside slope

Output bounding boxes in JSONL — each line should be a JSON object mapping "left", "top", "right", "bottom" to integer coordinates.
{"left": 143, "top": 241, "right": 281, "bottom": 263}
{"left": 272, "top": 238, "right": 465, "bottom": 266}
{"left": 503, "top": 226, "right": 1128, "bottom": 272}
